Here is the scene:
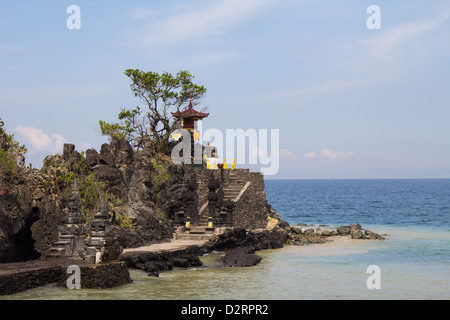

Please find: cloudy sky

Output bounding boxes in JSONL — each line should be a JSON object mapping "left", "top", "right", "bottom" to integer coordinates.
{"left": 1, "top": 0, "right": 449, "bottom": 179}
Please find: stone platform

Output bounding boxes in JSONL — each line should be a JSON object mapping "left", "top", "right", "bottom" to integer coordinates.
{"left": 0, "top": 239, "right": 211, "bottom": 296}
{"left": 120, "top": 239, "right": 210, "bottom": 256}
{"left": 0, "top": 257, "right": 132, "bottom": 296}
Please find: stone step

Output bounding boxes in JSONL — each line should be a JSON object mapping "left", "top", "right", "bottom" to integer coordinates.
{"left": 224, "top": 187, "right": 243, "bottom": 192}
{"left": 224, "top": 191, "right": 240, "bottom": 195}
{"left": 223, "top": 196, "right": 239, "bottom": 201}
{"left": 189, "top": 226, "right": 212, "bottom": 234}
{"left": 60, "top": 235, "right": 75, "bottom": 240}
{"left": 175, "top": 233, "right": 213, "bottom": 241}
{"left": 53, "top": 241, "right": 70, "bottom": 248}
{"left": 224, "top": 188, "right": 242, "bottom": 192}
{"left": 225, "top": 192, "right": 241, "bottom": 196}
{"left": 47, "top": 247, "right": 65, "bottom": 257}
{"left": 226, "top": 183, "right": 244, "bottom": 187}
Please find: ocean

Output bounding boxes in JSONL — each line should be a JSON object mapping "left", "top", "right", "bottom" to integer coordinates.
{"left": 2, "top": 179, "right": 450, "bottom": 300}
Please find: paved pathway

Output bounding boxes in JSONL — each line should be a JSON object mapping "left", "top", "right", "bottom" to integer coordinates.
{"left": 0, "top": 239, "right": 209, "bottom": 276}
{"left": 120, "top": 239, "right": 209, "bottom": 257}
{"left": 0, "top": 257, "right": 88, "bottom": 276}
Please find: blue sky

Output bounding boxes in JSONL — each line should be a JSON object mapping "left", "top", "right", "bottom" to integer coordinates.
{"left": 1, "top": 0, "right": 449, "bottom": 179}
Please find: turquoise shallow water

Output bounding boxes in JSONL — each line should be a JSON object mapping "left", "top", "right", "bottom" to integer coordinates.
{"left": 2, "top": 225, "right": 449, "bottom": 300}
{"left": 2, "top": 179, "right": 450, "bottom": 300}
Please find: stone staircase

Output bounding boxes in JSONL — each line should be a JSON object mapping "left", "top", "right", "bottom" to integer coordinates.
{"left": 175, "top": 172, "right": 251, "bottom": 241}
{"left": 47, "top": 234, "right": 74, "bottom": 258}
{"left": 175, "top": 225, "right": 214, "bottom": 241}
{"left": 175, "top": 210, "right": 215, "bottom": 241}
{"left": 223, "top": 172, "right": 245, "bottom": 202}
{"left": 224, "top": 171, "right": 251, "bottom": 203}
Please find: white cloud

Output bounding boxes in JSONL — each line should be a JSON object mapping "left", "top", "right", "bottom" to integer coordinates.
{"left": 15, "top": 125, "right": 67, "bottom": 153}
{"left": 280, "top": 148, "right": 296, "bottom": 160}
{"left": 51, "top": 134, "right": 68, "bottom": 152}
{"left": 132, "top": 0, "right": 269, "bottom": 46}
{"left": 79, "top": 141, "right": 93, "bottom": 151}
{"left": 304, "top": 152, "right": 317, "bottom": 159}
{"left": 334, "top": 13, "right": 450, "bottom": 83}
{"left": 250, "top": 146, "right": 268, "bottom": 157}
{"left": 360, "top": 16, "right": 448, "bottom": 64}
{"left": 320, "top": 147, "right": 355, "bottom": 160}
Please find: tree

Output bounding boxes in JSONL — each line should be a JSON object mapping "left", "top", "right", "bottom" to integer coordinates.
{"left": 0, "top": 117, "right": 27, "bottom": 179}
{"left": 100, "top": 69, "right": 207, "bottom": 154}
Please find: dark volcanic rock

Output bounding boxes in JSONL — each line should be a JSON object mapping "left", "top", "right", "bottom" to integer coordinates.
{"left": 30, "top": 196, "right": 63, "bottom": 258}
{"left": 172, "top": 256, "right": 203, "bottom": 268}
{"left": 222, "top": 246, "right": 262, "bottom": 267}
{"left": 58, "top": 262, "right": 132, "bottom": 289}
{"left": 84, "top": 148, "right": 99, "bottom": 167}
{"left": 0, "top": 183, "right": 39, "bottom": 262}
{"left": 172, "top": 257, "right": 190, "bottom": 268}
{"left": 209, "top": 226, "right": 289, "bottom": 252}
{"left": 0, "top": 266, "right": 62, "bottom": 296}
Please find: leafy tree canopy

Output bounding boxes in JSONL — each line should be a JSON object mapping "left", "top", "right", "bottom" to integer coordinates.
{"left": 0, "top": 117, "right": 27, "bottom": 179}
{"left": 99, "top": 69, "right": 207, "bottom": 154}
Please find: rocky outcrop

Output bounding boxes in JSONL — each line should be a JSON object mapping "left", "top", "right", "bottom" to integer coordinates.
{"left": 0, "top": 266, "right": 62, "bottom": 296}
{"left": 31, "top": 139, "right": 179, "bottom": 256}
{"left": 222, "top": 246, "right": 262, "bottom": 267}
{"left": 208, "top": 226, "right": 289, "bottom": 252}
{"left": 57, "top": 262, "right": 132, "bottom": 289}
{"left": 0, "top": 178, "right": 40, "bottom": 263}
{"left": 0, "top": 121, "right": 47, "bottom": 262}
{"left": 287, "top": 223, "right": 386, "bottom": 244}
{"left": 121, "top": 247, "right": 206, "bottom": 277}
{"left": 334, "top": 224, "right": 386, "bottom": 240}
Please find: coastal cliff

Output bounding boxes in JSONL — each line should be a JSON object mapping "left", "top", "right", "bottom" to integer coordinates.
{"left": 0, "top": 121, "right": 280, "bottom": 264}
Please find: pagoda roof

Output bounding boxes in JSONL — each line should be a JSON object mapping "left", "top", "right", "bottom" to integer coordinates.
{"left": 171, "top": 101, "right": 209, "bottom": 119}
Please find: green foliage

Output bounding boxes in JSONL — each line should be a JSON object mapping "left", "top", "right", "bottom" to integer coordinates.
{"left": 156, "top": 209, "right": 163, "bottom": 221}
{"left": 77, "top": 151, "right": 87, "bottom": 171}
{"left": 57, "top": 171, "right": 75, "bottom": 187}
{"left": 40, "top": 155, "right": 74, "bottom": 195}
{"left": 99, "top": 120, "right": 127, "bottom": 141}
{"left": 0, "top": 148, "right": 16, "bottom": 176}
{"left": 116, "top": 212, "right": 133, "bottom": 229}
{"left": 99, "top": 69, "right": 207, "bottom": 153}
{"left": 152, "top": 161, "right": 170, "bottom": 193}
{"left": 78, "top": 173, "right": 105, "bottom": 223}
{"left": 106, "top": 192, "right": 122, "bottom": 208}
{"left": 0, "top": 118, "right": 27, "bottom": 178}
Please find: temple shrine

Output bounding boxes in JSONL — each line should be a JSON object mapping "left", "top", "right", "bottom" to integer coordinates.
{"left": 171, "top": 101, "right": 221, "bottom": 169}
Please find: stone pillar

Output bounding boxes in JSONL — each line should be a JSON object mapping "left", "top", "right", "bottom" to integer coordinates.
{"left": 207, "top": 178, "right": 220, "bottom": 225}
{"left": 184, "top": 175, "right": 199, "bottom": 226}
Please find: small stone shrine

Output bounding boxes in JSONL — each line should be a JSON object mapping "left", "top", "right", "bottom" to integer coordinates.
{"left": 47, "top": 179, "right": 87, "bottom": 258}
{"left": 85, "top": 198, "right": 115, "bottom": 264}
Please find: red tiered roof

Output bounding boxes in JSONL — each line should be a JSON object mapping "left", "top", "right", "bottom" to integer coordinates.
{"left": 171, "top": 101, "right": 209, "bottom": 120}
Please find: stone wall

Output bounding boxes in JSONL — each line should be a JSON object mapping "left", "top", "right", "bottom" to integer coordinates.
{"left": 229, "top": 169, "right": 270, "bottom": 229}
{"left": 195, "top": 169, "right": 210, "bottom": 216}
{"left": 0, "top": 261, "right": 132, "bottom": 295}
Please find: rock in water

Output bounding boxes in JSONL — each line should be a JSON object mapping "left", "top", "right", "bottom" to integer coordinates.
{"left": 350, "top": 229, "right": 364, "bottom": 239}
{"left": 222, "top": 246, "right": 262, "bottom": 267}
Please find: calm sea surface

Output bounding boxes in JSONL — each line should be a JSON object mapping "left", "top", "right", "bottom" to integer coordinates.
{"left": 2, "top": 179, "right": 450, "bottom": 300}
